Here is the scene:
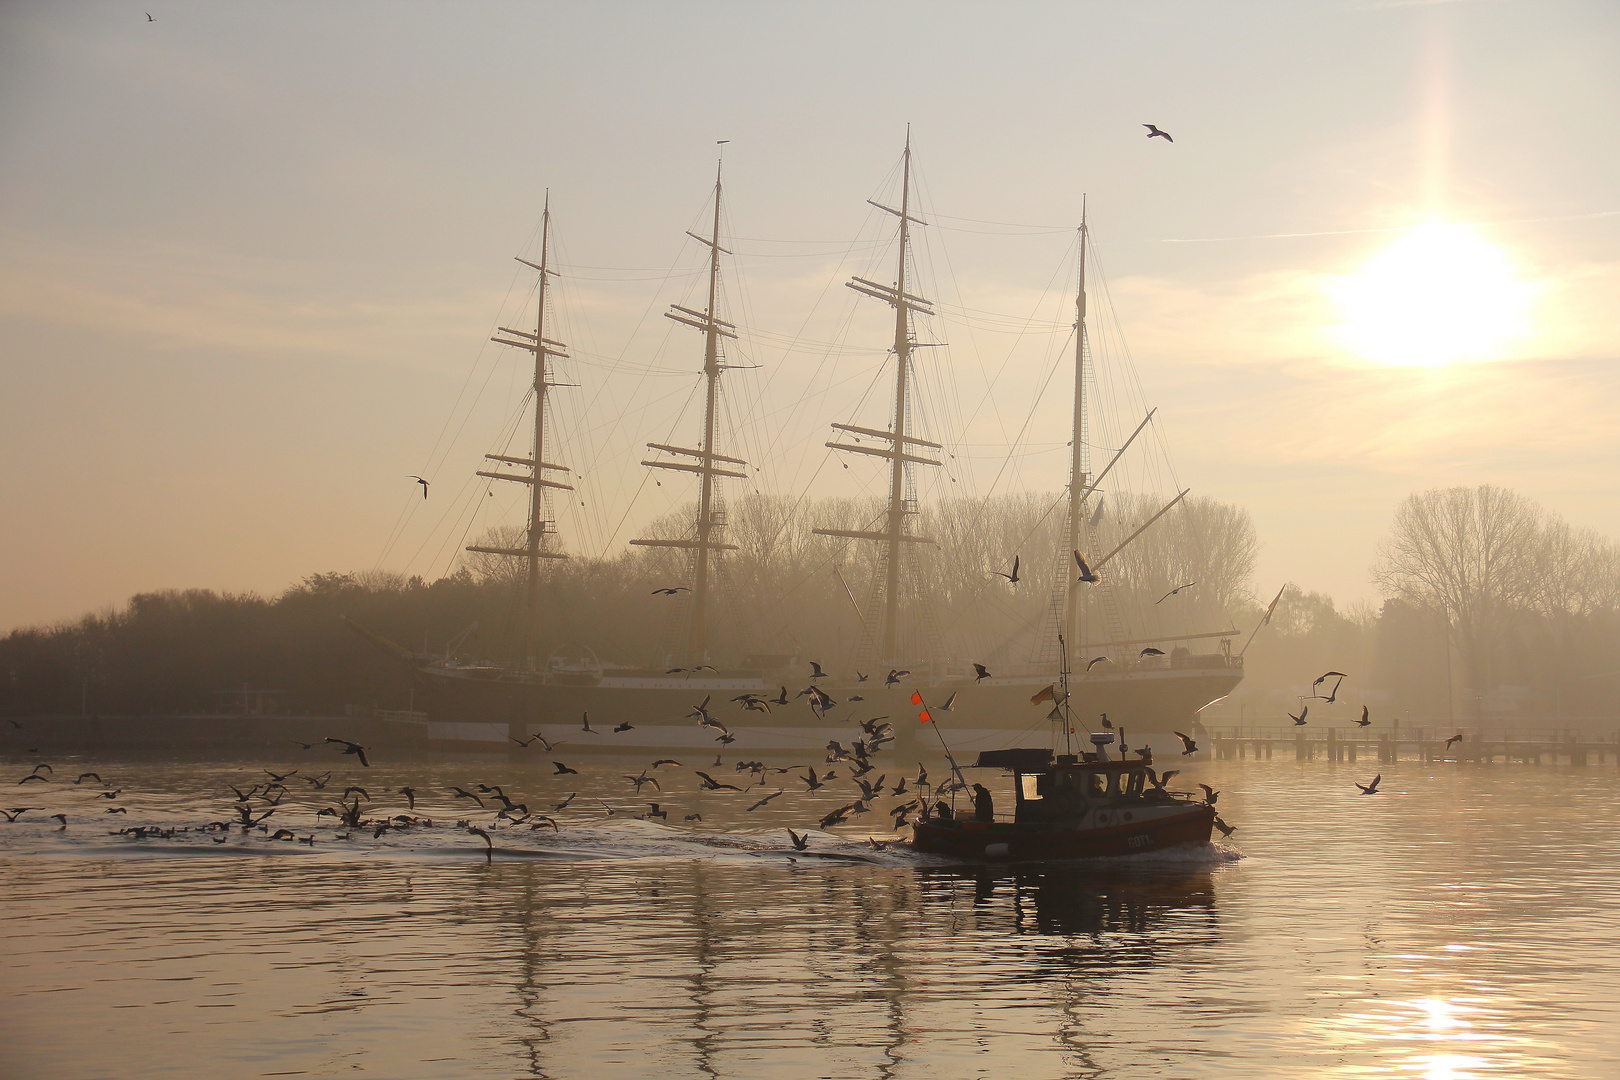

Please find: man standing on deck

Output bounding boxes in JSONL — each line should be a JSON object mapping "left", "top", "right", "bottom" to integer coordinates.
{"left": 972, "top": 783, "right": 994, "bottom": 822}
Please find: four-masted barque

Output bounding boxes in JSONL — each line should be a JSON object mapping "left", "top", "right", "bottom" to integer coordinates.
{"left": 397, "top": 137, "right": 1244, "bottom": 755}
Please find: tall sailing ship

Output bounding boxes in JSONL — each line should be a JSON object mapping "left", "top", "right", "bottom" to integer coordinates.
{"left": 388, "top": 139, "right": 1244, "bottom": 755}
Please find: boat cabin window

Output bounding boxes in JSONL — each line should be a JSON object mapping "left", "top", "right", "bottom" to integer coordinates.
{"left": 1019, "top": 774, "right": 1041, "bottom": 801}
{"left": 1086, "top": 772, "right": 1106, "bottom": 797}
{"left": 1126, "top": 769, "right": 1146, "bottom": 796}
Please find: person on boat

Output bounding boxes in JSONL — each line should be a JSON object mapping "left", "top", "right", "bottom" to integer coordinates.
{"left": 934, "top": 800, "right": 953, "bottom": 821}
{"left": 972, "top": 784, "right": 994, "bottom": 822}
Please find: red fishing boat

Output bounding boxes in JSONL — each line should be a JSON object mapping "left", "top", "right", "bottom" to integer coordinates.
{"left": 909, "top": 736, "right": 1216, "bottom": 862}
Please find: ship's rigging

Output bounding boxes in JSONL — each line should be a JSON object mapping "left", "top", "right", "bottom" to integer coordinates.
{"left": 814, "top": 129, "right": 944, "bottom": 666}
{"left": 629, "top": 159, "right": 748, "bottom": 667}
{"left": 469, "top": 193, "right": 575, "bottom": 669}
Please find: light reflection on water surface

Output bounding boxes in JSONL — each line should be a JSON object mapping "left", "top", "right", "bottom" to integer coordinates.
{"left": 1, "top": 755, "right": 1617, "bottom": 1078}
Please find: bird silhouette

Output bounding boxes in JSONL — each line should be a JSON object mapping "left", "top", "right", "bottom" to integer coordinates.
{"left": 1143, "top": 123, "right": 1173, "bottom": 142}
{"left": 1141, "top": 647, "right": 1165, "bottom": 657}
{"left": 1086, "top": 656, "right": 1108, "bottom": 670}
{"left": 787, "top": 828, "right": 809, "bottom": 851}
{"left": 651, "top": 586, "right": 690, "bottom": 595}
{"left": 580, "top": 712, "right": 597, "bottom": 734}
{"left": 695, "top": 771, "right": 740, "bottom": 792}
{"left": 1289, "top": 706, "right": 1308, "bottom": 726}
{"left": 409, "top": 475, "right": 429, "bottom": 499}
{"left": 1156, "top": 582, "right": 1196, "bottom": 604}
{"left": 1073, "top": 550, "right": 1099, "bottom": 583}
{"left": 1198, "top": 783, "right": 1219, "bottom": 805}
{"left": 1355, "top": 706, "right": 1371, "bottom": 727}
{"left": 552, "top": 761, "right": 577, "bottom": 775}
{"left": 972, "top": 663, "right": 992, "bottom": 683}
{"left": 809, "top": 661, "right": 827, "bottom": 679}
{"left": 1356, "top": 774, "right": 1382, "bottom": 794}
{"left": 325, "top": 738, "right": 370, "bottom": 767}
{"left": 747, "top": 790, "right": 783, "bottom": 812}
{"left": 1445, "top": 733, "right": 1463, "bottom": 749}
{"left": 1173, "top": 731, "right": 1198, "bottom": 755}
{"left": 1213, "top": 816, "right": 1236, "bottom": 837}
{"left": 991, "top": 555, "right": 1020, "bottom": 584}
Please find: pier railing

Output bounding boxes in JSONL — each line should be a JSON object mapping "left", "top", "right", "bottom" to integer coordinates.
{"left": 1204, "top": 725, "right": 1620, "bottom": 765}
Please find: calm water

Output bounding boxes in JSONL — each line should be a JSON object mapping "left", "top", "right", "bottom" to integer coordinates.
{"left": 2, "top": 746, "right": 1617, "bottom": 1079}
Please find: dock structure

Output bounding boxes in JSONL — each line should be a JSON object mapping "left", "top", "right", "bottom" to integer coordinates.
{"left": 1205, "top": 725, "right": 1620, "bottom": 766}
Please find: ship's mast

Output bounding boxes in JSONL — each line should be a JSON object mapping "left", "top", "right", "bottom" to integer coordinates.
{"left": 631, "top": 159, "right": 745, "bottom": 665}
{"left": 1064, "top": 205, "right": 1089, "bottom": 671}
{"left": 470, "top": 193, "right": 574, "bottom": 668}
{"left": 815, "top": 129, "right": 942, "bottom": 663}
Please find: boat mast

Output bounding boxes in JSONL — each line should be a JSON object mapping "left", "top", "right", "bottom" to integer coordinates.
{"left": 815, "top": 129, "right": 941, "bottom": 663}
{"left": 471, "top": 193, "right": 574, "bottom": 669}
{"left": 631, "top": 159, "right": 745, "bottom": 665}
{"left": 1064, "top": 204, "right": 1089, "bottom": 671}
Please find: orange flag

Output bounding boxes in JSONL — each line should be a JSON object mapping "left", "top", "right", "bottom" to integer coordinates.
{"left": 910, "top": 690, "right": 923, "bottom": 705}
{"left": 1030, "top": 684, "right": 1055, "bottom": 706}
{"left": 918, "top": 708, "right": 932, "bottom": 724}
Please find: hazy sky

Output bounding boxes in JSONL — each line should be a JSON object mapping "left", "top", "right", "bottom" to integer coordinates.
{"left": 2, "top": 0, "right": 1617, "bottom": 632}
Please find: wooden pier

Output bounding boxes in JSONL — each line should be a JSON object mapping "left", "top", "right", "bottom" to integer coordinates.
{"left": 1205, "top": 725, "right": 1620, "bottom": 766}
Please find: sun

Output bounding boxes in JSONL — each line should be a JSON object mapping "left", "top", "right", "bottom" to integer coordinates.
{"left": 1332, "top": 223, "right": 1533, "bottom": 367}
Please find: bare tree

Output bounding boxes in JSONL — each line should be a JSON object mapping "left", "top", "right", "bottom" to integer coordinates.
{"left": 1372, "top": 485, "right": 1542, "bottom": 695}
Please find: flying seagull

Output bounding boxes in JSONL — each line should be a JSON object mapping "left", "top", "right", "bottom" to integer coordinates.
{"left": 1073, "top": 549, "right": 1099, "bottom": 583}
{"left": 325, "top": 737, "right": 370, "bottom": 767}
{"left": 1156, "top": 582, "right": 1196, "bottom": 604}
{"left": 409, "top": 475, "right": 429, "bottom": 499}
{"left": 972, "top": 663, "right": 992, "bottom": 683}
{"left": 652, "top": 586, "right": 690, "bottom": 595}
{"left": 991, "top": 555, "right": 1020, "bottom": 584}
{"left": 1445, "top": 732, "right": 1464, "bottom": 749}
{"left": 1144, "top": 123, "right": 1173, "bottom": 142}
{"left": 1173, "top": 730, "right": 1198, "bottom": 756}
{"left": 1141, "top": 647, "right": 1165, "bottom": 658}
{"left": 1086, "top": 656, "right": 1108, "bottom": 670}
{"left": 1355, "top": 706, "right": 1371, "bottom": 727}
{"left": 1356, "top": 774, "right": 1382, "bottom": 795}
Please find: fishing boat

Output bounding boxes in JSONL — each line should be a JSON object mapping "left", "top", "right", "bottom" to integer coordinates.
{"left": 387, "top": 136, "right": 1244, "bottom": 755}
{"left": 909, "top": 736, "right": 1216, "bottom": 861}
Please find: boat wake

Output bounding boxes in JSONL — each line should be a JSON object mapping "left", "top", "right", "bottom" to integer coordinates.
{"left": 3, "top": 810, "right": 1240, "bottom": 869}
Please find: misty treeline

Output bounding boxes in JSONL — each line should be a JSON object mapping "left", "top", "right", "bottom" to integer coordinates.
{"left": 3, "top": 485, "right": 1617, "bottom": 724}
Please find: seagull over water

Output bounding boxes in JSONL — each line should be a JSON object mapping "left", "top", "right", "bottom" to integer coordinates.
{"left": 1143, "top": 123, "right": 1173, "bottom": 142}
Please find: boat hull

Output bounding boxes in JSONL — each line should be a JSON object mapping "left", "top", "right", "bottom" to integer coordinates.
{"left": 910, "top": 804, "right": 1216, "bottom": 862}
{"left": 414, "top": 660, "right": 1242, "bottom": 755}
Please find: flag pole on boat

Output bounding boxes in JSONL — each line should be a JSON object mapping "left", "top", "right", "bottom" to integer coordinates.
{"left": 911, "top": 688, "right": 968, "bottom": 811}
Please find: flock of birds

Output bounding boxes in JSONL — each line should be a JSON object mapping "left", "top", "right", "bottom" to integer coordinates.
{"left": 1281, "top": 669, "right": 1469, "bottom": 796}
{"left": 0, "top": 713, "right": 967, "bottom": 856}
{"left": 7, "top": 660, "right": 1468, "bottom": 855}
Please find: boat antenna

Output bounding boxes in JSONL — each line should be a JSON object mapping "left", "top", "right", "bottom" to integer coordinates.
{"left": 813, "top": 127, "right": 942, "bottom": 665}
{"left": 631, "top": 157, "right": 747, "bottom": 666}
{"left": 1058, "top": 633, "right": 1074, "bottom": 758}
{"left": 474, "top": 190, "right": 575, "bottom": 668}
{"left": 1063, "top": 201, "right": 1089, "bottom": 673}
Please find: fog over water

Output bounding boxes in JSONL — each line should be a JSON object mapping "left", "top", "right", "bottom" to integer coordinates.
{"left": 3, "top": 752, "right": 1618, "bottom": 1078}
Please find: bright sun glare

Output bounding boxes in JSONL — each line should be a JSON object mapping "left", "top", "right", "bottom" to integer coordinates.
{"left": 1333, "top": 223, "right": 1533, "bottom": 367}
